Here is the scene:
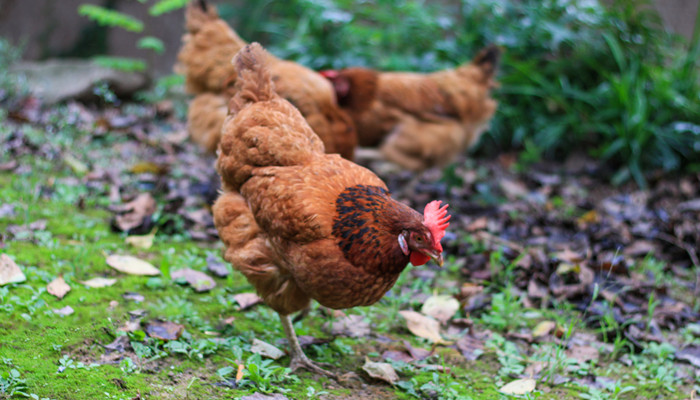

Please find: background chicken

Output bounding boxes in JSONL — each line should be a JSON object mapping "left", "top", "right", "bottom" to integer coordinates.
{"left": 212, "top": 43, "right": 450, "bottom": 376}
{"left": 176, "top": 0, "right": 357, "bottom": 159}
{"left": 322, "top": 46, "right": 500, "bottom": 171}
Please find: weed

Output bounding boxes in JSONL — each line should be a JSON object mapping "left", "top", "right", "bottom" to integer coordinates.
{"left": 236, "top": 354, "right": 300, "bottom": 394}
{"left": 578, "top": 379, "right": 635, "bottom": 400}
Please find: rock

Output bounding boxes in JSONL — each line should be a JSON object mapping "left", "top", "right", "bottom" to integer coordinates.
{"left": 11, "top": 59, "right": 148, "bottom": 104}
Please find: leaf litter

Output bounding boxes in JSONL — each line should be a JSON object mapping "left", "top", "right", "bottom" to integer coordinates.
{"left": 2, "top": 81, "right": 699, "bottom": 398}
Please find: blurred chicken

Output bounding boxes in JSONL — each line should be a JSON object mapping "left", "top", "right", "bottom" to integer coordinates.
{"left": 176, "top": 0, "right": 356, "bottom": 159}
{"left": 322, "top": 46, "right": 500, "bottom": 171}
{"left": 213, "top": 43, "right": 450, "bottom": 376}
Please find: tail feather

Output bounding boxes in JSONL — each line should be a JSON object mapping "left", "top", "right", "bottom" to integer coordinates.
{"left": 229, "top": 43, "right": 276, "bottom": 114}
{"left": 185, "top": 0, "right": 218, "bottom": 34}
{"left": 472, "top": 44, "right": 501, "bottom": 78}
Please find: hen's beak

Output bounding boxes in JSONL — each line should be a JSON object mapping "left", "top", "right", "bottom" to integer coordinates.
{"left": 429, "top": 251, "right": 444, "bottom": 267}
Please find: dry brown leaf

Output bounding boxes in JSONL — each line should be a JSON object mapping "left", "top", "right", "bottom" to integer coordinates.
{"left": 145, "top": 320, "right": 184, "bottom": 341}
{"left": 399, "top": 310, "right": 445, "bottom": 344}
{"left": 171, "top": 268, "right": 216, "bottom": 292}
{"left": 80, "top": 277, "right": 117, "bottom": 288}
{"left": 106, "top": 255, "right": 160, "bottom": 276}
{"left": 328, "top": 314, "right": 371, "bottom": 338}
{"left": 240, "top": 394, "right": 288, "bottom": 400}
{"left": 553, "top": 248, "right": 584, "bottom": 264}
{"left": 250, "top": 338, "right": 285, "bottom": 360}
{"left": 499, "top": 378, "right": 536, "bottom": 395}
{"left": 47, "top": 276, "right": 71, "bottom": 299}
{"left": 53, "top": 305, "right": 75, "bottom": 316}
{"left": 566, "top": 345, "right": 599, "bottom": 364}
{"left": 532, "top": 321, "right": 556, "bottom": 338}
{"left": 233, "top": 293, "right": 263, "bottom": 310}
{"left": 125, "top": 229, "right": 156, "bottom": 249}
{"left": 421, "top": 294, "right": 459, "bottom": 324}
{"left": 459, "top": 282, "right": 484, "bottom": 299}
{"left": 382, "top": 350, "right": 414, "bottom": 363}
{"left": 113, "top": 193, "right": 156, "bottom": 233}
{"left": 456, "top": 334, "right": 484, "bottom": 361}
{"left": 0, "top": 254, "right": 26, "bottom": 286}
{"left": 362, "top": 358, "right": 399, "bottom": 384}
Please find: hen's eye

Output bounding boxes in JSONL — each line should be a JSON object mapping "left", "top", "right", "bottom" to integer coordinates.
{"left": 416, "top": 236, "right": 423, "bottom": 243}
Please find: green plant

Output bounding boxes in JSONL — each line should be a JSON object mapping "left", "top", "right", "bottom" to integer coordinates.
{"left": 236, "top": 354, "right": 300, "bottom": 394}
{"left": 0, "top": 368, "right": 29, "bottom": 398}
{"left": 579, "top": 379, "right": 636, "bottom": 400}
{"left": 77, "top": 0, "right": 187, "bottom": 73}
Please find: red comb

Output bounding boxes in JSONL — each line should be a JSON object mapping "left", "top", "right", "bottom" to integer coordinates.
{"left": 424, "top": 200, "right": 450, "bottom": 248}
{"left": 319, "top": 69, "right": 338, "bottom": 79}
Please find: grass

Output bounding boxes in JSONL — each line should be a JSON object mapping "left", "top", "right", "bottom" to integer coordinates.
{"left": 1, "top": 163, "right": 696, "bottom": 399}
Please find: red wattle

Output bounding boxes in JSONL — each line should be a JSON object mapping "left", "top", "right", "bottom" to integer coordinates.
{"left": 410, "top": 252, "right": 430, "bottom": 266}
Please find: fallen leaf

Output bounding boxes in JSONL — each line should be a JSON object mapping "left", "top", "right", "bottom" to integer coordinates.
{"left": 233, "top": 293, "right": 262, "bottom": 310}
{"left": 53, "top": 305, "right": 74, "bottom": 316}
{"left": 499, "top": 378, "right": 536, "bottom": 395}
{"left": 676, "top": 345, "right": 700, "bottom": 368}
{"left": 236, "top": 363, "right": 244, "bottom": 382}
{"left": 382, "top": 350, "right": 414, "bottom": 363}
{"left": 112, "top": 193, "right": 156, "bottom": 233}
{"left": 125, "top": 229, "right": 156, "bottom": 249}
{"left": 362, "top": 358, "right": 399, "bottom": 384}
{"left": 0, "top": 204, "right": 15, "bottom": 218}
{"left": 456, "top": 334, "right": 484, "bottom": 361}
{"left": 576, "top": 210, "right": 600, "bottom": 225}
{"left": 47, "top": 276, "right": 71, "bottom": 299}
{"left": 103, "top": 335, "right": 131, "bottom": 353}
{"left": 80, "top": 277, "right": 117, "bottom": 288}
{"left": 524, "top": 361, "right": 546, "bottom": 378}
{"left": 328, "top": 314, "right": 371, "bottom": 338}
{"left": 171, "top": 268, "right": 216, "bottom": 292}
{"left": 122, "top": 292, "right": 145, "bottom": 302}
{"left": 130, "top": 161, "right": 165, "bottom": 175}
{"left": 206, "top": 254, "right": 230, "bottom": 277}
{"left": 399, "top": 310, "right": 445, "bottom": 343}
{"left": 566, "top": 345, "right": 599, "bottom": 364}
{"left": 553, "top": 248, "right": 584, "bottom": 264}
{"left": 459, "top": 282, "right": 484, "bottom": 300}
{"left": 145, "top": 320, "right": 184, "bottom": 341}
{"left": 403, "top": 340, "right": 432, "bottom": 361}
{"left": 0, "top": 254, "right": 26, "bottom": 285}
{"left": 500, "top": 179, "right": 529, "bottom": 199}
{"left": 106, "top": 255, "right": 160, "bottom": 276}
{"left": 240, "top": 394, "right": 288, "bottom": 400}
{"left": 63, "top": 153, "right": 88, "bottom": 175}
{"left": 421, "top": 294, "right": 459, "bottom": 324}
{"left": 118, "top": 319, "right": 141, "bottom": 333}
{"left": 532, "top": 321, "right": 556, "bottom": 338}
{"left": 250, "top": 338, "right": 285, "bottom": 360}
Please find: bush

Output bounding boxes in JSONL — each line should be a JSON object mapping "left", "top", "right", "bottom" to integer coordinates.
{"left": 230, "top": 0, "right": 700, "bottom": 186}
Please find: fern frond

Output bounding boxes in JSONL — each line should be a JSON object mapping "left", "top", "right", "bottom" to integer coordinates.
{"left": 78, "top": 5, "right": 144, "bottom": 33}
{"left": 149, "top": 0, "right": 188, "bottom": 16}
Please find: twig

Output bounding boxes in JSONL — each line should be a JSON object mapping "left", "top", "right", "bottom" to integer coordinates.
{"left": 475, "top": 230, "right": 526, "bottom": 253}
{"left": 653, "top": 232, "right": 700, "bottom": 268}
{"left": 653, "top": 232, "right": 700, "bottom": 297}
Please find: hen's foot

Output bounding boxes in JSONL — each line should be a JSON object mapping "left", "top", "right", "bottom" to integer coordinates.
{"left": 289, "top": 353, "right": 336, "bottom": 378}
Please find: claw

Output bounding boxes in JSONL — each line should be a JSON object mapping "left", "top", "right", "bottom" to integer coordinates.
{"left": 289, "top": 353, "right": 336, "bottom": 378}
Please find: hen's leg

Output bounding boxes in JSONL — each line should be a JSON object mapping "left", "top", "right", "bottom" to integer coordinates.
{"left": 279, "top": 313, "right": 336, "bottom": 378}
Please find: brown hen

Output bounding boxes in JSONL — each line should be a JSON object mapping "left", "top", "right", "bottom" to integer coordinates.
{"left": 176, "top": 0, "right": 357, "bottom": 159}
{"left": 322, "top": 46, "right": 500, "bottom": 171}
{"left": 213, "top": 43, "right": 450, "bottom": 376}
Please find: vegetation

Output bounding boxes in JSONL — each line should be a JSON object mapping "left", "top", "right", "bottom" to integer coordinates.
{"left": 229, "top": 0, "right": 700, "bottom": 187}
{"left": 72, "top": 0, "right": 700, "bottom": 185}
